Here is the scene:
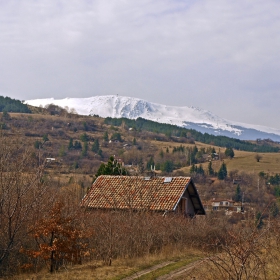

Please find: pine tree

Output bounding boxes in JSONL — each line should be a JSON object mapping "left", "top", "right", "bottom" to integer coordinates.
{"left": 133, "top": 137, "right": 137, "bottom": 145}
{"left": 91, "top": 139, "right": 100, "bottom": 153}
{"left": 42, "top": 134, "right": 49, "bottom": 143}
{"left": 218, "top": 162, "right": 227, "bottom": 180}
{"left": 80, "top": 133, "right": 89, "bottom": 142}
{"left": 161, "top": 160, "right": 174, "bottom": 173}
{"left": 225, "top": 147, "right": 234, "bottom": 159}
{"left": 208, "top": 161, "right": 214, "bottom": 175}
{"left": 95, "top": 156, "right": 128, "bottom": 178}
{"left": 146, "top": 156, "right": 155, "bottom": 170}
{"left": 81, "top": 142, "right": 88, "bottom": 157}
{"left": 234, "top": 184, "right": 242, "bottom": 202}
{"left": 103, "top": 131, "right": 109, "bottom": 142}
{"left": 68, "top": 138, "right": 74, "bottom": 150}
{"left": 197, "top": 164, "right": 204, "bottom": 175}
{"left": 190, "top": 164, "right": 196, "bottom": 174}
{"left": 74, "top": 140, "right": 82, "bottom": 150}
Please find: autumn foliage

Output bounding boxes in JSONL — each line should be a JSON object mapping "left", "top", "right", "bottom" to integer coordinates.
{"left": 22, "top": 202, "right": 91, "bottom": 273}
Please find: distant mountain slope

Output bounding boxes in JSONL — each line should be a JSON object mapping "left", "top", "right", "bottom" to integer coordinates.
{"left": 25, "top": 95, "right": 280, "bottom": 141}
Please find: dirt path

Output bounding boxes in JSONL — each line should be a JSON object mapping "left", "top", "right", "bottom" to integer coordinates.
{"left": 157, "top": 259, "right": 206, "bottom": 279}
{"left": 122, "top": 261, "right": 175, "bottom": 280}
{"left": 121, "top": 258, "right": 207, "bottom": 280}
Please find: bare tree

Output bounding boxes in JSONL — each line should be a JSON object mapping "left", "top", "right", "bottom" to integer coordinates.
{"left": 0, "top": 134, "right": 50, "bottom": 275}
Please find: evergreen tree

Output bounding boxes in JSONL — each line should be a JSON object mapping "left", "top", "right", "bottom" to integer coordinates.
{"left": 91, "top": 139, "right": 100, "bottom": 153}
{"left": 234, "top": 184, "right": 242, "bottom": 202}
{"left": 190, "top": 164, "right": 196, "bottom": 174}
{"left": 74, "top": 140, "right": 82, "bottom": 150}
{"left": 95, "top": 156, "right": 128, "bottom": 178}
{"left": 42, "top": 134, "right": 49, "bottom": 143}
{"left": 146, "top": 156, "right": 155, "bottom": 170}
{"left": 2, "top": 111, "right": 10, "bottom": 120}
{"left": 111, "top": 132, "right": 122, "bottom": 142}
{"left": 208, "top": 161, "right": 214, "bottom": 175}
{"left": 81, "top": 142, "right": 88, "bottom": 157}
{"left": 98, "top": 149, "right": 103, "bottom": 157}
{"left": 132, "top": 137, "right": 137, "bottom": 145}
{"left": 103, "top": 131, "right": 109, "bottom": 142}
{"left": 225, "top": 147, "right": 234, "bottom": 159}
{"left": 80, "top": 133, "right": 89, "bottom": 142}
{"left": 197, "top": 164, "right": 204, "bottom": 175}
{"left": 34, "top": 140, "right": 42, "bottom": 149}
{"left": 83, "top": 122, "right": 88, "bottom": 131}
{"left": 218, "top": 162, "right": 227, "bottom": 180}
{"left": 68, "top": 138, "right": 74, "bottom": 150}
{"left": 161, "top": 160, "right": 174, "bottom": 173}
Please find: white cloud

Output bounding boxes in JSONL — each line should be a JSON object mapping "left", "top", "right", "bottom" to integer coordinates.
{"left": 0, "top": 0, "right": 280, "bottom": 128}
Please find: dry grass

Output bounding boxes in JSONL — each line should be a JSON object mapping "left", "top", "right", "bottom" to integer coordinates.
{"left": 177, "top": 145, "right": 280, "bottom": 175}
{"left": 8, "top": 247, "right": 203, "bottom": 280}
{"left": 226, "top": 150, "right": 280, "bottom": 174}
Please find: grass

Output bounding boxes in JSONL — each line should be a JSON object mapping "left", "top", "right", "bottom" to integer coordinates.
{"left": 9, "top": 248, "right": 203, "bottom": 280}
{"left": 135, "top": 256, "right": 201, "bottom": 280}
{"left": 178, "top": 147, "right": 280, "bottom": 175}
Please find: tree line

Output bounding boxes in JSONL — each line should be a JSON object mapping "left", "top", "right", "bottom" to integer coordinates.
{"left": 0, "top": 96, "right": 31, "bottom": 113}
{"left": 104, "top": 117, "right": 279, "bottom": 153}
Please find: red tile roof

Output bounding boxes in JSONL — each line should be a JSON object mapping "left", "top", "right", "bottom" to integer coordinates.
{"left": 81, "top": 175, "right": 204, "bottom": 214}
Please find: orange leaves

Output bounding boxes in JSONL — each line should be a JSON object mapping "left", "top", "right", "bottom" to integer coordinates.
{"left": 21, "top": 201, "right": 91, "bottom": 272}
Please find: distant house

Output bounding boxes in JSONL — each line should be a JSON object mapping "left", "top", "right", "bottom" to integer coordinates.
{"left": 208, "top": 198, "right": 243, "bottom": 213}
{"left": 81, "top": 175, "right": 205, "bottom": 216}
{"left": 46, "top": 158, "right": 56, "bottom": 163}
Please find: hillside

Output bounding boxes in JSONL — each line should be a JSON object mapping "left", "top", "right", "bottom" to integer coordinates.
{"left": 0, "top": 110, "right": 279, "bottom": 203}
{"left": 25, "top": 95, "right": 280, "bottom": 141}
{"left": 2, "top": 110, "right": 280, "bottom": 178}
{"left": 2, "top": 110, "right": 280, "bottom": 278}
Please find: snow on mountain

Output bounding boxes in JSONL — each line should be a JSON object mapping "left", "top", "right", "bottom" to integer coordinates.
{"left": 25, "top": 95, "right": 280, "bottom": 141}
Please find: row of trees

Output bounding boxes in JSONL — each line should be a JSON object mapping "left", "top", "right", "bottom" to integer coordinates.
{"left": 104, "top": 117, "right": 280, "bottom": 153}
{"left": 0, "top": 96, "right": 31, "bottom": 113}
{"left": 190, "top": 161, "right": 228, "bottom": 180}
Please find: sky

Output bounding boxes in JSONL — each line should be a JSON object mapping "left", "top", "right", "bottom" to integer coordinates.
{"left": 0, "top": 0, "right": 280, "bottom": 128}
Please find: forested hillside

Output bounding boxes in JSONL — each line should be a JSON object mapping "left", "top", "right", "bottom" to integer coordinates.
{"left": 0, "top": 96, "right": 31, "bottom": 113}
{"left": 105, "top": 117, "right": 280, "bottom": 152}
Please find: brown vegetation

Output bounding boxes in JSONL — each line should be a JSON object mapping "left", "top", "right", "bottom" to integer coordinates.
{"left": 2, "top": 111, "right": 280, "bottom": 278}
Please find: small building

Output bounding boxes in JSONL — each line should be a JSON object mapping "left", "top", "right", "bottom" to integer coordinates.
{"left": 81, "top": 175, "right": 205, "bottom": 216}
{"left": 210, "top": 198, "right": 243, "bottom": 213}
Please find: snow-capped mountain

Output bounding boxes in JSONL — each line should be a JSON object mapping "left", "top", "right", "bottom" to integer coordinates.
{"left": 25, "top": 95, "right": 280, "bottom": 141}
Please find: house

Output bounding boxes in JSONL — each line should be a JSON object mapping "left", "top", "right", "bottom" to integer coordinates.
{"left": 212, "top": 199, "right": 234, "bottom": 211}
{"left": 46, "top": 158, "right": 56, "bottom": 163}
{"left": 81, "top": 175, "right": 205, "bottom": 216}
{"left": 209, "top": 198, "right": 243, "bottom": 213}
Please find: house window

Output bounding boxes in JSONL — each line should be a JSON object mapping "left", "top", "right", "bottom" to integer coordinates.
{"left": 220, "top": 202, "right": 223, "bottom": 205}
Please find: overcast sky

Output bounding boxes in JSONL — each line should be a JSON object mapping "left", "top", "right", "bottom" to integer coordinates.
{"left": 0, "top": 1, "right": 280, "bottom": 128}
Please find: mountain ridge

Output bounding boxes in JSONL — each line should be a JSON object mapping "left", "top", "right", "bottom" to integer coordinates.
{"left": 25, "top": 95, "right": 280, "bottom": 142}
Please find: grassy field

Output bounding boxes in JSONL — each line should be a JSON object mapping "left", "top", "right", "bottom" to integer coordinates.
{"left": 9, "top": 248, "right": 203, "bottom": 280}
